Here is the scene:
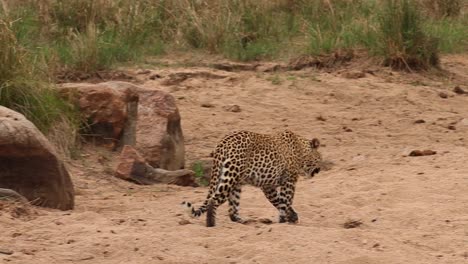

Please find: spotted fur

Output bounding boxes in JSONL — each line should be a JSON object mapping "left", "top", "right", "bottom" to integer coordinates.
{"left": 182, "top": 130, "right": 322, "bottom": 227}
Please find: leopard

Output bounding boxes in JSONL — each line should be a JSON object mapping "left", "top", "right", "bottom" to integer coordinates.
{"left": 182, "top": 130, "right": 322, "bottom": 227}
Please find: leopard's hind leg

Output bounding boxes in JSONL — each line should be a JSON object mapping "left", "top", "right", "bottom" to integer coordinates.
{"left": 228, "top": 184, "right": 244, "bottom": 223}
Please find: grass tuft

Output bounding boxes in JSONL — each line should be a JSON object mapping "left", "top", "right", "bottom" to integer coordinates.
{"left": 378, "top": 0, "right": 440, "bottom": 71}
{"left": 0, "top": 18, "right": 79, "bottom": 157}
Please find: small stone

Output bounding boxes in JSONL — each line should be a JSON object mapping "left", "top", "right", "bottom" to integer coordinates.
{"left": 201, "top": 103, "right": 215, "bottom": 108}
{"left": 448, "top": 125, "right": 456, "bottom": 130}
{"left": 343, "top": 219, "right": 363, "bottom": 229}
{"left": 408, "top": 150, "right": 423, "bottom": 156}
{"left": 316, "top": 115, "right": 327, "bottom": 121}
{"left": 178, "top": 219, "right": 192, "bottom": 225}
{"left": 372, "top": 243, "right": 380, "bottom": 248}
{"left": 438, "top": 92, "right": 448, "bottom": 99}
{"left": 223, "top": 105, "right": 241, "bottom": 113}
{"left": 453, "top": 86, "right": 466, "bottom": 95}
{"left": 343, "top": 126, "right": 353, "bottom": 132}
{"left": 414, "top": 119, "right": 425, "bottom": 124}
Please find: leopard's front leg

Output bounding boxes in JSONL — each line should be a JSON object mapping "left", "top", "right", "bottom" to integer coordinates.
{"left": 278, "top": 178, "right": 298, "bottom": 224}
{"left": 262, "top": 178, "right": 298, "bottom": 224}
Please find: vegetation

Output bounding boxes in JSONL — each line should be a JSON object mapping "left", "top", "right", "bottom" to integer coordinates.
{"left": 0, "top": 0, "right": 466, "bottom": 71}
{"left": 378, "top": 0, "right": 439, "bottom": 70}
{"left": 192, "top": 161, "right": 209, "bottom": 186}
{"left": 0, "top": 0, "right": 466, "bottom": 154}
{"left": 0, "top": 19, "right": 79, "bottom": 157}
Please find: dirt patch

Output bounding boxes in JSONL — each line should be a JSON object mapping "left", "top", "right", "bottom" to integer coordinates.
{"left": 0, "top": 200, "right": 37, "bottom": 220}
{"left": 1, "top": 54, "right": 468, "bottom": 264}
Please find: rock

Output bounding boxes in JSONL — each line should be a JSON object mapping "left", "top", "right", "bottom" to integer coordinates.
{"left": 342, "top": 70, "right": 366, "bottom": 79}
{"left": 316, "top": 115, "right": 327, "bottom": 121}
{"left": 201, "top": 103, "right": 215, "bottom": 108}
{"left": 223, "top": 105, "right": 241, "bottom": 113}
{"left": 343, "top": 219, "right": 363, "bottom": 229}
{"left": 136, "top": 87, "right": 185, "bottom": 170}
{"left": 115, "top": 145, "right": 150, "bottom": 184}
{"left": 447, "top": 125, "right": 456, "bottom": 130}
{"left": 115, "top": 145, "right": 196, "bottom": 186}
{"left": 58, "top": 82, "right": 139, "bottom": 148}
{"left": 0, "top": 107, "right": 74, "bottom": 210}
{"left": 414, "top": 119, "right": 426, "bottom": 124}
{"left": 60, "top": 81, "right": 185, "bottom": 170}
{"left": 409, "top": 150, "right": 437, "bottom": 157}
{"left": 343, "top": 126, "right": 353, "bottom": 132}
{"left": 453, "top": 86, "right": 466, "bottom": 95}
{"left": 438, "top": 92, "right": 448, "bottom": 99}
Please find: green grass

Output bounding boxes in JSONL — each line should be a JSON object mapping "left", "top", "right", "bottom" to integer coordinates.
{"left": 2, "top": 0, "right": 467, "bottom": 71}
{"left": 377, "top": 0, "right": 440, "bottom": 70}
{"left": 0, "top": 18, "right": 79, "bottom": 156}
{"left": 192, "top": 161, "right": 208, "bottom": 186}
{"left": 424, "top": 17, "right": 468, "bottom": 53}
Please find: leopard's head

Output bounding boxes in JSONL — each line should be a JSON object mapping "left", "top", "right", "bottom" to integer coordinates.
{"left": 300, "top": 138, "right": 322, "bottom": 178}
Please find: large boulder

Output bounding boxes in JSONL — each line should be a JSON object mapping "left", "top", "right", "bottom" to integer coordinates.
{"left": 59, "top": 81, "right": 185, "bottom": 170}
{"left": 0, "top": 107, "right": 74, "bottom": 210}
{"left": 58, "top": 82, "right": 139, "bottom": 148}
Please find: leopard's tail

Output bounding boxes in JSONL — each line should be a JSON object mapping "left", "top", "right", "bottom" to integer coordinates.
{"left": 206, "top": 199, "right": 216, "bottom": 227}
{"left": 181, "top": 201, "right": 206, "bottom": 218}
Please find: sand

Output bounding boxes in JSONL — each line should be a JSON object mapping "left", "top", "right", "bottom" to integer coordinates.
{"left": 1, "top": 54, "right": 467, "bottom": 264}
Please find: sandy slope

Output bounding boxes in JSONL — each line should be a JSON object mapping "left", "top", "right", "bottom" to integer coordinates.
{"left": 1, "top": 55, "right": 467, "bottom": 264}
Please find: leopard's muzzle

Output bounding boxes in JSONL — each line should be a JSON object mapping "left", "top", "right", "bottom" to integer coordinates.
{"left": 308, "top": 167, "right": 321, "bottom": 178}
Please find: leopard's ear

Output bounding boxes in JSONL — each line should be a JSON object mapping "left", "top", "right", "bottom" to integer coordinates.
{"left": 310, "top": 138, "right": 320, "bottom": 149}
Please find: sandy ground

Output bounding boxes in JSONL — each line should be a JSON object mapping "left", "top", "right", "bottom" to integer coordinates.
{"left": 1, "top": 54, "right": 468, "bottom": 264}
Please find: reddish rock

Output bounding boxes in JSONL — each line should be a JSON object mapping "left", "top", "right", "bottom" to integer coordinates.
{"left": 409, "top": 149, "right": 437, "bottom": 157}
{"left": 58, "top": 82, "right": 139, "bottom": 147}
{"left": 115, "top": 145, "right": 149, "bottom": 184}
{"left": 0, "top": 107, "right": 74, "bottom": 210}
{"left": 59, "top": 81, "right": 185, "bottom": 170}
{"left": 136, "top": 88, "right": 185, "bottom": 170}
